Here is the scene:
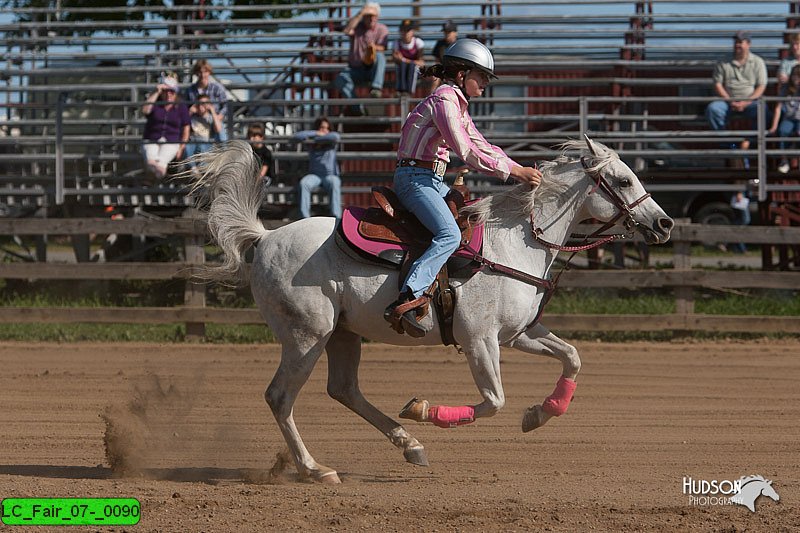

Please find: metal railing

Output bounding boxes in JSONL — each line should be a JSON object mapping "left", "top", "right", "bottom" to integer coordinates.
{"left": 3, "top": 93, "right": 800, "bottom": 205}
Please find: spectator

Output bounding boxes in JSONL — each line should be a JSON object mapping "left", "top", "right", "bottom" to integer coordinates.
{"left": 247, "top": 123, "right": 275, "bottom": 187}
{"left": 184, "top": 94, "right": 222, "bottom": 165}
{"left": 430, "top": 21, "right": 458, "bottom": 92}
{"left": 292, "top": 117, "right": 341, "bottom": 219}
{"left": 184, "top": 59, "right": 229, "bottom": 141}
{"left": 778, "top": 33, "right": 800, "bottom": 93}
{"left": 768, "top": 64, "right": 800, "bottom": 173}
{"left": 392, "top": 19, "right": 425, "bottom": 94}
{"left": 730, "top": 191, "right": 751, "bottom": 253}
{"left": 432, "top": 20, "right": 458, "bottom": 63}
{"left": 333, "top": 2, "right": 389, "bottom": 115}
{"left": 706, "top": 30, "right": 768, "bottom": 157}
{"left": 141, "top": 73, "right": 190, "bottom": 181}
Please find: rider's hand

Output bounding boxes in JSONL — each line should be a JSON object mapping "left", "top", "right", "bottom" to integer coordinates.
{"left": 510, "top": 165, "right": 542, "bottom": 187}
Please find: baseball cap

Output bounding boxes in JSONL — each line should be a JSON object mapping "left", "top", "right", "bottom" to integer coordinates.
{"left": 159, "top": 75, "right": 179, "bottom": 91}
{"left": 733, "top": 30, "right": 752, "bottom": 42}
{"left": 442, "top": 20, "right": 457, "bottom": 33}
{"left": 400, "top": 19, "right": 416, "bottom": 31}
{"left": 361, "top": 3, "right": 379, "bottom": 16}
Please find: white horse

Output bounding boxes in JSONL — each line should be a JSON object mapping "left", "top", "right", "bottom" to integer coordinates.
{"left": 189, "top": 136, "right": 673, "bottom": 484}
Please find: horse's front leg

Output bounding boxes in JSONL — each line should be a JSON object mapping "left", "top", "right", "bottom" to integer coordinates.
{"left": 504, "top": 323, "right": 580, "bottom": 432}
{"left": 400, "top": 338, "right": 505, "bottom": 428}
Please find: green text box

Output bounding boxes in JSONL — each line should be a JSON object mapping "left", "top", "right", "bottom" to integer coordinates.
{"left": 1, "top": 498, "right": 140, "bottom": 526}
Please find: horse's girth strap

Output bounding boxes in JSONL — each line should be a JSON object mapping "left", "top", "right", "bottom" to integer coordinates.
{"left": 433, "top": 264, "right": 457, "bottom": 347}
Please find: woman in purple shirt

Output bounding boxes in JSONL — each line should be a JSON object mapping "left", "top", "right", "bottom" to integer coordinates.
{"left": 141, "top": 74, "right": 191, "bottom": 181}
{"left": 384, "top": 39, "right": 542, "bottom": 338}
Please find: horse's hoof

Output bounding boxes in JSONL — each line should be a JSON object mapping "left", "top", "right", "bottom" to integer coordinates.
{"left": 403, "top": 446, "right": 429, "bottom": 466}
{"left": 522, "top": 404, "right": 550, "bottom": 432}
{"left": 317, "top": 470, "right": 341, "bottom": 484}
{"left": 399, "top": 397, "right": 429, "bottom": 422}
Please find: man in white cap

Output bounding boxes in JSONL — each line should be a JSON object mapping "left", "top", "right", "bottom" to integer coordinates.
{"left": 333, "top": 2, "right": 389, "bottom": 115}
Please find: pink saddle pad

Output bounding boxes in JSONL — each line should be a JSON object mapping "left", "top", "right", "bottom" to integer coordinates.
{"left": 339, "top": 205, "right": 483, "bottom": 267}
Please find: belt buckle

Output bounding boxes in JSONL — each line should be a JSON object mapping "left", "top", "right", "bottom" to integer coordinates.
{"left": 433, "top": 160, "right": 446, "bottom": 176}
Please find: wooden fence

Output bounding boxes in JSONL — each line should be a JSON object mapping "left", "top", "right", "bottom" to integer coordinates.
{"left": 0, "top": 216, "right": 799, "bottom": 337}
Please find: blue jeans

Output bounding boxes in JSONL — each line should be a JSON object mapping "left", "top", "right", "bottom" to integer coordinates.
{"left": 334, "top": 55, "right": 387, "bottom": 97}
{"left": 184, "top": 140, "right": 212, "bottom": 167}
{"left": 298, "top": 173, "right": 341, "bottom": 219}
{"left": 706, "top": 100, "right": 763, "bottom": 147}
{"left": 393, "top": 166, "right": 460, "bottom": 298}
{"left": 334, "top": 56, "right": 386, "bottom": 114}
{"left": 777, "top": 117, "right": 800, "bottom": 151}
{"left": 395, "top": 62, "right": 419, "bottom": 93}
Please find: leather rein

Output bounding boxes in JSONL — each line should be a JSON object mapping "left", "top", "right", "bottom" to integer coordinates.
{"left": 530, "top": 156, "right": 651, "bottom": 252}
{"left": 458, "top": 156, "right": 651, "bottom": 334}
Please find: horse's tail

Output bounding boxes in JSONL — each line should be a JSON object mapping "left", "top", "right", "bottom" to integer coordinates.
{"left": 185, "top": 140, "right": 268, "bottom": 284}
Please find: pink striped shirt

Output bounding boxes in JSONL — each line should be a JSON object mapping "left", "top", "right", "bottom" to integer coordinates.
{"left": 397, "top": 84, "right": 515, "bottom": 179}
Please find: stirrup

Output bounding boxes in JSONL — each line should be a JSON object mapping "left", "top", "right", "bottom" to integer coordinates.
{"left": 400, "top": 310, "right": 427, "bottom": 338}
{"left": 383, "top": 292, "right": 431, "bottom": 337}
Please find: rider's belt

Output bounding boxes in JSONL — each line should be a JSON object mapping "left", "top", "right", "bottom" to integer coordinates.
{"left": 397, "top": 158, "right": 447, "bottom": 177}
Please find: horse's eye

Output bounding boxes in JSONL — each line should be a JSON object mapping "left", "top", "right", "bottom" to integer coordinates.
{"left": 619, "top": 178, "right": 632, "bottom": 188}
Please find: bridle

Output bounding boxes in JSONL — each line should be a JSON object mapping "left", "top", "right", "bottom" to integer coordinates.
{"left": 530, "top": 156, "right": 651, "bottom": 252}
{"left": 454, "top": 154, "right": 653, "bottom": 348}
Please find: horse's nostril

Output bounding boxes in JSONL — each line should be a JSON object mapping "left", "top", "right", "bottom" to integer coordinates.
{"left": 657, "top": 217, "right": 674, "bottom": 233}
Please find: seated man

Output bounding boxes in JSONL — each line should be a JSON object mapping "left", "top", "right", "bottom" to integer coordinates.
{"left": 706, "top": 30, "right": 768, "bottom": 155}
{"left": 292, "top": 117, "right": 341, "bottom": 219}
{"left": 332, "top": 2, "right": 389, "bottom": 115}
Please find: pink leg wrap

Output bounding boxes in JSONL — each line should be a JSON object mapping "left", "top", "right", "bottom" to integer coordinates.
{"left": 427, "top": 405, "right": 475, "bottom": 428}
{"left": 541, "top": 376, "right": 577, "bottom": 416}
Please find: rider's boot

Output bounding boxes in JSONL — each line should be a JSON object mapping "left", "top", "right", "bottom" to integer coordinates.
{"left": 383, "top": 290, "right": 430, "bottom": 338}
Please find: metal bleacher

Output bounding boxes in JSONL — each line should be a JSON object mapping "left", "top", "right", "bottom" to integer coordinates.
{"left": 2, "top": 0, "right": 800, "bottom": 223}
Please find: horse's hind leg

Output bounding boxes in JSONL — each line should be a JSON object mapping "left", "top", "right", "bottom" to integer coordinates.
{"left": 325, "top": 327, "right": 429, "bottom": 466}
{"left": 505, "top": 323, "right": 581, "bottom": 432}
{"left": 265, "top": 337, "right": 341, "bottom": 484}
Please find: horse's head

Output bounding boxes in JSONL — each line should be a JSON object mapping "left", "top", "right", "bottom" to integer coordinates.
{"left": 760, "top": 479, "right": 780, "bottom": 502}
{"left": 578, "top": 136, "right": 673, "bottom": 245}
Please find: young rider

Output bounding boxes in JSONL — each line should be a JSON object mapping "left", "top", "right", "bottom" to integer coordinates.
{"left": 384, "top": 39, "right": 542, "bottom": 337}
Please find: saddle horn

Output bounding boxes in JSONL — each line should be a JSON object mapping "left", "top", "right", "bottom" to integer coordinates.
{"left": 583, "top": 134, "right": 598, "bottom": 156}
{"left": 454, "top": 168, "right": 469, "bottom": 186}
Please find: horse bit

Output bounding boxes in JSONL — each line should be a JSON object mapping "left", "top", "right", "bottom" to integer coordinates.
{"left": 530, "top": 156, "right": 652, "bottom": 253}
{"left": 458, "top": 155, "right": 653, "bottom": 342}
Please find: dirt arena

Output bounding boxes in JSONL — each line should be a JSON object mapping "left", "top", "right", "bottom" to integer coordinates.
{"left": 1, "top": 339, "right": 797, "bottom": 532}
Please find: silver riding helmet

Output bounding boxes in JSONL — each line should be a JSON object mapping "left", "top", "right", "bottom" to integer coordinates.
{"left": 442, "top": 38, "right": 498, "bottom": 79}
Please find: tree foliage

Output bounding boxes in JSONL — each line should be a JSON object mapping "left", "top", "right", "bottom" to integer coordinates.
{"left": 1, "top": 0, "right": 330, "bottom": 36}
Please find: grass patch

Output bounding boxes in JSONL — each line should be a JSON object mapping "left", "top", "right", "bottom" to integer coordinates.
{"left": 547, "top": 290, "right": 674, "bottom": 314}
{"left": 548, "top": 288, "right": 800, "bottom": 316}
{"left": 0, "top": 323, "right": 275, "bottom": 344}
{"left": 0, "top": 284, "right": 796, "bottom": 343}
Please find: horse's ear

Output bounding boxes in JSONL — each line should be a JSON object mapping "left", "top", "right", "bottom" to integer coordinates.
{"left": 583, "top": 134, "right": 598, "bottom": 156}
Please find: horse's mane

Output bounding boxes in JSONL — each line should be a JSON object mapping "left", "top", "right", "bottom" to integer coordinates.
{"left": 739, "top": 475, "right": 769, "bottom": 485}
{"left": 461, "top": 139, "right": 620, "bottom": 225}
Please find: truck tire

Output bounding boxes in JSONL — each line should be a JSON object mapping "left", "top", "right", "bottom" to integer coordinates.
{"left": 693, "top": 202, "right": 734, "bottom": 225}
